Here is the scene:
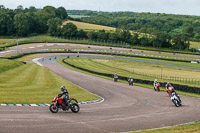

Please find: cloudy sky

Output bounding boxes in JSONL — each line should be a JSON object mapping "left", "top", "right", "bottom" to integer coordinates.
{"left": 1, "top": 0, "right": 200, "bottom": 16}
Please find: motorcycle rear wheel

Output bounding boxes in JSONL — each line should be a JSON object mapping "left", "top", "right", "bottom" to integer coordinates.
{"left": 50, "top": 104, "right": 58, "bottom": 113}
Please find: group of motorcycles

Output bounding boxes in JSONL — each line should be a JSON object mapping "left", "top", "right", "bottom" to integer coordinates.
{"left": 49, "top": 81, "right": 181, "bottom": 114}
{"left": 154, "top": 83, "right": 182, "bottom": 107}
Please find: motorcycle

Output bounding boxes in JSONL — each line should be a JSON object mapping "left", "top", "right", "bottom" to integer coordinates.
{"left": 128, "top": 79, "right": 134, "bottom": 86}
{"left": 170, "top": 91, "right": 182, "bottom": 107}
{"left": 154, "top": 83, "right": 160, "bottom": 92}
{"left": 49, "top": 94, "right": 80, "bottom": 113}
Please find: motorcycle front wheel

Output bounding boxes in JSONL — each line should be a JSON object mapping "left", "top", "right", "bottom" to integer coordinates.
{"left": 70, "top": 103, "right": 80, "bottom": 113}
{"left": 50, "top": 104, "right": 58, "bottom": 113}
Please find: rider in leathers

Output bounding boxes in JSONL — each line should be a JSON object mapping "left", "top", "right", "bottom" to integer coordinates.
{"left": 60, "top": 86, "right": 69, "bottom": 106}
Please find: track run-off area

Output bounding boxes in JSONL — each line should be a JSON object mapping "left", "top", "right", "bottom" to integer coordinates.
{"left": 0, "top": 43, "right": 200, "bottom": 133}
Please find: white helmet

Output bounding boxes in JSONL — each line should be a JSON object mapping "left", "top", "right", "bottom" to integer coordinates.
{"left": 60, "top": 86, "right": 65, "bottom": 91}
{"left": 155, "top": 79, "right": 157, "bottom": 82}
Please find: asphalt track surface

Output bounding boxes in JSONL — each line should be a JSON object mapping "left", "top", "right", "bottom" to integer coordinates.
{"left": 0, "top": 43, "right": 200, "bottom": 133}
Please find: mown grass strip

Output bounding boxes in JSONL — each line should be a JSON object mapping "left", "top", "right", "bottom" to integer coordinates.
{"left": 0, "top": 60, "right": 99, "bottom": 104}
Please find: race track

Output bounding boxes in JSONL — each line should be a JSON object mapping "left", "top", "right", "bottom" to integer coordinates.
{"left": 0, "top": 43, "right": 200, "bottom": 133}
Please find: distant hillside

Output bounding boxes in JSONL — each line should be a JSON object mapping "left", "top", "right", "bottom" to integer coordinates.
{"left": 75, "top": 11, "right": 200, "bottom": 42}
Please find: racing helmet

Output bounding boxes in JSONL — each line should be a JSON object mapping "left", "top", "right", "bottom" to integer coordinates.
{"left": 60, "top": 86, "right": 65, "bottom": 91}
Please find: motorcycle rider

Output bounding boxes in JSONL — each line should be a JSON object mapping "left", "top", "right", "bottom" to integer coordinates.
{"left": 153, "top": 79, "right": 158, "bottom": 91}
{"left": 128, "top": 76, "right": 134, "bottom": 86}
{"left": 113, "top": 73, "right": 118, "bottom": 82}
{"left": 59, "top": 86, "right": 69, "bottom": 107}
{"left": 165, "top": 82, "right": 174, "bottom": 96}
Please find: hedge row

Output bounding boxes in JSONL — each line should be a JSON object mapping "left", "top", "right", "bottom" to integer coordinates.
{"left": 62, "top": 59, "right": 200, "bottom": 94}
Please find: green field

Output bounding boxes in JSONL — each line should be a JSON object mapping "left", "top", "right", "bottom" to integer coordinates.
{"left": 63, "top": 20, "right": 116, "bottom": 31}
{"left": 190, "top": 41, "right": 200, "bottom": 49}
{"left": 0, "top": 38, "right": 16, "bottom": 45}
{"left": 0, "top": 59, "right": 99, "bottom": 104}
{"left": 61, "top": 57, "right": 200, "bottom": 87}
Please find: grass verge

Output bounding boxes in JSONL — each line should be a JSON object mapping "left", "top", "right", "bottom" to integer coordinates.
{"left": 135, "top": 121, "right": 200, "bottom": 133}
{"left": 0, "top": 59, "right": 99, "bottom": 104}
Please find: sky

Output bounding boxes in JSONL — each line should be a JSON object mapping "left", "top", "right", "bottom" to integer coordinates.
{"left": 1, "top": 0, "right": 200, "bottom": 16}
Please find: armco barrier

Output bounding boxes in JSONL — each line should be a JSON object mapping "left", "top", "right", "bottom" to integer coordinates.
{"left": 62, "top": 59, "right": 200, "bottom": 94}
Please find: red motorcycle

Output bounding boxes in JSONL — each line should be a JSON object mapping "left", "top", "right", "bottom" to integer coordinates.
{"left": 49, "top": 94, "right": 80, "bottom": 113}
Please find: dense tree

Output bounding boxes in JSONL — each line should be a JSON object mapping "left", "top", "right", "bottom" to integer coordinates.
{"left": 97, "top": 30, "right": 109, "bottom": 40}
{"left": 56, "top": 7, "right": 68, "bottom": 19}
{"left": 62, "top": 23, "right": 78, "bottom": 37}
{"left": 130, "top": 33, "right": 140, "bottom": 45}
{"left": 0, "top": 12, "right": 15, "bottom": 35}
{"left": 140, "top": 37, "right": 151, "bottom": 46}
{"left": 77, "top": 29, "right": 87, "bottom": 38}
{"left": 171, "top": 33, "right": 190, "bottom": 50}
{"left": 151, "top": 31, "right": 171, "bottom": 48}
{"left": 15, "top": 5, "right": 24, "bottom": 13}
{"left": 47, "top": 17, "right": 62, "bottom": 36}
{"left": 87, "top": 31, "right": 98, "bottom": 39}
{"left": 117, "top": 28, "right": 132, "bottom": 42}
{"left": 109, "top": 32, "right": 119, "bottom": 41}
{"left": 14, "top": 13, "right": 31, "bottom": 36}
{"left": 24, "top": 6, "right": 37, "bottom": 13}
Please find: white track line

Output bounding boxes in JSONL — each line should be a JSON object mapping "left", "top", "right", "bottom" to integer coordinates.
{"left": 32, "top": 58, "right": 43, "bottom": 66}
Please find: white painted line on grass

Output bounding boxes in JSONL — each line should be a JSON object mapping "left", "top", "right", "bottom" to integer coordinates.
{"left": 32, "top": 58, "right": 43, "bottom": 66}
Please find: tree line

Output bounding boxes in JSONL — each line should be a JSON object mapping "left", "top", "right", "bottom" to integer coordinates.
{"left": 78, "top": 11, "right": 200, "bottom": 41}
{"left": 68, "top": 10, "right": 200, "bottom": 50}
{"left": 0, "top": 6, "right": 197, "bottom": 50}
{"left": 0, "top": 5, "right": 68, "bottom": 36}
{"left": 48, "top": 9, "right": 199, "bottom": 50}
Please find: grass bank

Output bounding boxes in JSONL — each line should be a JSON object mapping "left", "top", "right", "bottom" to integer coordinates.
{"left": 0, "top": 59, "right": 99, "bottom": 104}
{"left": 0, "top": 58, "right": 23, "bottom": 73}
